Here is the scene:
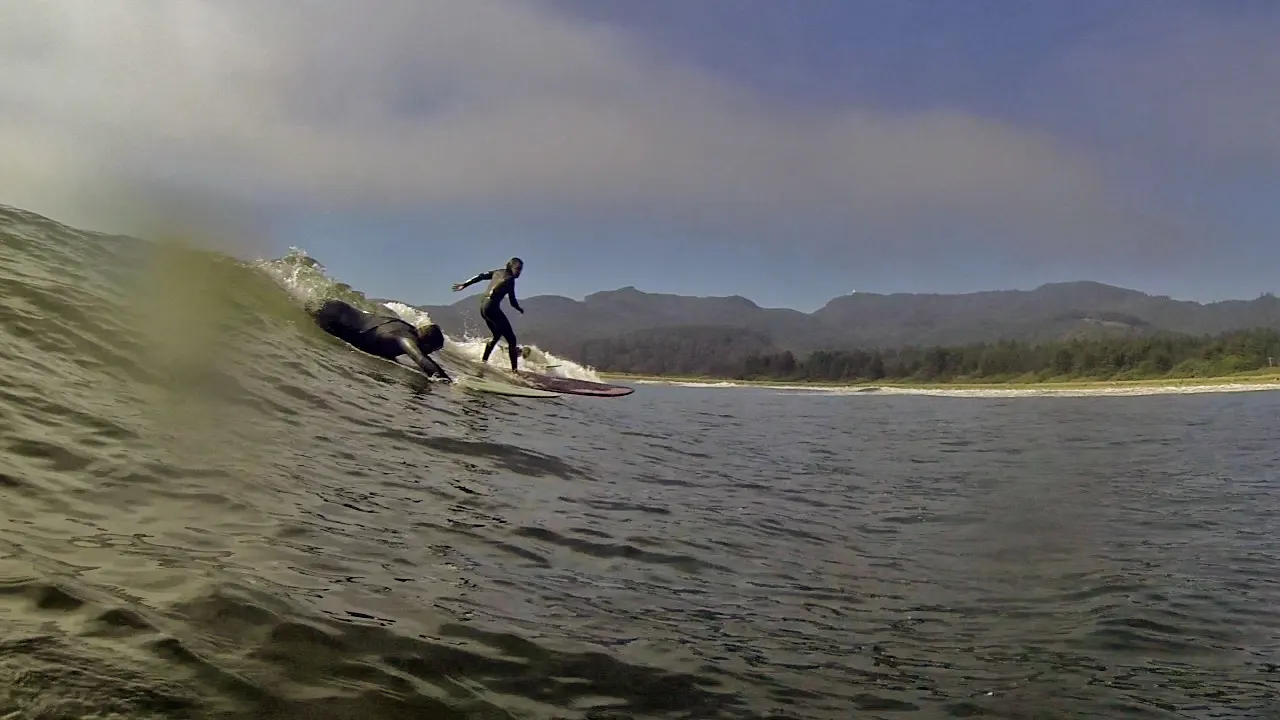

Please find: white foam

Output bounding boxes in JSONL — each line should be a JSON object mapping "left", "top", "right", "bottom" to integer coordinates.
{"left": 435, "top": 335, "right": 603, "bottom": 382}
{"left": 840, "top": 382, "right": 1280, "bottom": 398}
{"left": 251, "top": 247, "right": 336, "bottom": 307}
{"left": 631, "top": 379, "right": 834, "bottom": 392}
{"left": 633, "top": 380, "right": 743, "bottom": 389}
{"left": 631, "top": 378, "right": 1280, "bottom": 398}
{"left": 379, "top": 301, "right": 435, "bottom": 329}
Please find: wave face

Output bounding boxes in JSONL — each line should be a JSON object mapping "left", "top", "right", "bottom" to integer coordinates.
{"left": 1, "top": 204, "right": 1277, "bottom": 719}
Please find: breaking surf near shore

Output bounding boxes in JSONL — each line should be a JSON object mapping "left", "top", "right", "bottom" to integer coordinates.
{"left": 617, "top": 376, "right": 1280, "bottom": 398}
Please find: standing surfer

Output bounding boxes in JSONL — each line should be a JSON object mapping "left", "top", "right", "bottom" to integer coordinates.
{"left": 452, "top": 257, "right": 525, "bottom": 372}
{"left": 311, "top": 299, "right": 451, "bottom": 382}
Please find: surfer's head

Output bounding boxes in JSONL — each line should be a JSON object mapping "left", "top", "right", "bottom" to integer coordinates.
{"left": 506, "top": 257, "right": 524, "bottom": 278}
{"left": 417, "top": 323, "right": 445, "bottom": 355}
{"left": 310, "top": 299, "right": 346, "bottom": 335}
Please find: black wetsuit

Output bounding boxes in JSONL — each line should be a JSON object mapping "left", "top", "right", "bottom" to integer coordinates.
{"left": 472, "top": 268, "right": 523, "bottom": 370}
{"left": 312, "top": 299, "right": 449, "bottom": 381}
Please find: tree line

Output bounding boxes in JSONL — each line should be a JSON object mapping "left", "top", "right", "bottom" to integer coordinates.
{"left": 567, "top": 326, "right": 1280, "bottom": 383}
{"left": 568, "top": 326, "right": 776, "bottom": 377}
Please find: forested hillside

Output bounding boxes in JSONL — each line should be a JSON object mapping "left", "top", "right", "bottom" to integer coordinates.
{"left": 614, "top": 328, "right": 1280, "bottom": 384}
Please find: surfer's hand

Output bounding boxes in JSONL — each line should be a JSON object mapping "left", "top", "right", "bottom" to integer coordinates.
{"left": 451, "top": 283, "right": 465, "bottom": 292}
{"left": 517, "top": 307, "right": 525, "bottom": 314}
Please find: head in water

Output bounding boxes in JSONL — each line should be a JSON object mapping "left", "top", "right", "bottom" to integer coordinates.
{"left": 417, "top": 323, "right": 445, "bottom": 355}
{"left": 506, "top": 257, "right": 524, "bottom": 278}
{"left": 310, "top": 299, "right": 349, "bottom": 336}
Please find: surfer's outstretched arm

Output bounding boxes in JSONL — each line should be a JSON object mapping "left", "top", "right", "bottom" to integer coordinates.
{"left": 451, "top": 271, "right": 493, "bottom": 292}
{"left": 396, "top": 336, "right": 451, "bottom": 382}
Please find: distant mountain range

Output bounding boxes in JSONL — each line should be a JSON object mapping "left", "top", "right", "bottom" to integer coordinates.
{"left": 407, "top": 282, "right": 1280, "bottom": 364}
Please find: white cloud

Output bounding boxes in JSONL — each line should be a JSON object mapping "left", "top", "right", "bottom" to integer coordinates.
{"left": 0, "top": 0, "right": 1238, "bottom": 250}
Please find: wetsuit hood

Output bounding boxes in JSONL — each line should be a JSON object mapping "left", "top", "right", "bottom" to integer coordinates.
{"left": 417, "top": 323, "right": 445, "bottom": 355}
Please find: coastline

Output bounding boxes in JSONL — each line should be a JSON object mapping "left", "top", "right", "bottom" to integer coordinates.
{"left": 598, "top": 371, "right": 1280, "bottom": 397}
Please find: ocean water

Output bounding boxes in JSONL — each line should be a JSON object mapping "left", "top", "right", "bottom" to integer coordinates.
{"left": 0, "top": 205, "right": 1277, "bottom": 719}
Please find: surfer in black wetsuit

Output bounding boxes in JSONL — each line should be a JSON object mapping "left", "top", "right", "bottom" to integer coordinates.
{"left": 451, "top": 257, "right": 525, "bottom": 372}
{"left": 311, "top": 299, "right": 451, "bottom": 382}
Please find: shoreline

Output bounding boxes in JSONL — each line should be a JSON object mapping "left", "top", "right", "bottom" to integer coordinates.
{"left": 598, "top": 371, "right": 1280, "bottom": 397}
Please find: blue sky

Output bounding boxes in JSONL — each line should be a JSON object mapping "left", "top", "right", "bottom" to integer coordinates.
{"left": 2, "top": 0, "right": 1278, "bottom": 311}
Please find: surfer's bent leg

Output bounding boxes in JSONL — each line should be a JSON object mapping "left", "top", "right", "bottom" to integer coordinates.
{"left": 504, "top": 327, "right": 519, "bottom": 372}
{"left": 491, "top": 312, "right": 519, "bottom": 372}
{"left": 480, "top": 306, "right": 503, "bottom": 364}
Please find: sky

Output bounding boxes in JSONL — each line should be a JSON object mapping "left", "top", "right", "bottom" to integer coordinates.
{"left": 1, "top": 0, "right": 1278, "bottom": 311}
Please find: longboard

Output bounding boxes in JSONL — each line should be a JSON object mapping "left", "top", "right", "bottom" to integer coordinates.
{"left": 393, "top": 356, "right": 559, "bottom": 398}
{"left": 517, "top": 371, "right": 634, "bottom": 397}
{"left": 459, "top": 374, "right": 560, "bottom": 398}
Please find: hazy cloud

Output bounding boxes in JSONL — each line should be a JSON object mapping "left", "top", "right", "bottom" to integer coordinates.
{"left": 0, "top": 0, "right": 1270, "bottom": 251}
{"left": 1050, "top": 4, "right": 1280, "bottom": 162}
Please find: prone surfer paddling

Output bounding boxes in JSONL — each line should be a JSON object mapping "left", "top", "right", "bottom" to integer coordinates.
{"left": 311, "top": 299, "right": 451, "bottom": 382}
{"left": 451, "top": 257, "right": 525, "bottom": 372}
